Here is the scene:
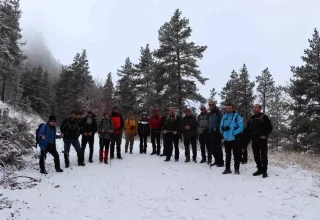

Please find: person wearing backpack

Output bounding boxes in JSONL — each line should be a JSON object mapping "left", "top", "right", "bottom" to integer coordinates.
{"left": 208, "top": 101, "right": 224, "bottom": 167}
{"left": 98, "top": 112, "right": 114, "bottom": 164}
{"left": 181, "top": 108, "right": 198, "bottom": 163}
{"left": 79, "top": 111, "right": 98, "bottom": 163}
{"left": 110, "top": 106, "right": 125, "bottom": 159}
{"left": 125, "top": 112, "right": 137, "bottom": 154}
{"left": 197, "top": 105, "right": 210, "bottom": 163}
{"left": 149, "top": 108, "right": 162, "bottom": 155}
{"left": 138, "top": 112, "right": 150, "bottom": 154}
{"left": 163, "top": 107, "right": 181, "bottom": 162}
{"left": 247, "top": 104, "right": 273, "bottom": 178}
{"left": 37, "top": 115, "right": 63, "bottom": 174}
{"left": 220, "top": 103, "right": 244, "bottom": 175}
{"left": 60, "top": 111, "right": 85, "bottom": 167}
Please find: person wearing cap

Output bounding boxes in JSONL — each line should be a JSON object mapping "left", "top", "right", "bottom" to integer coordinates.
{"left": 60, "top": 111, "right": 84, "bottom": 167}
{"left": 38, "top": 115, "right": 63, "bottom": 174}
{"left": 149, "top": 108, "right": 162, "bottom": 155}
{"left": 110, "top": 106, "right": 125, "bottom": 159}
{"left": 79, "top": 111, "right": 98, "bottom": 163}
{"left": 160, "top": 108, "right": 169, "bottom": 157}
{"left": 181, "top": 108, "right": 198, "bottom": 163}
{"left": 125, "top": 112, "right": 137, "bottom": 154}
{"left": 138, "top": 112, "right": 151, "bottom": 154}
{"left": 163, "top": 107, "right": 181, "bottom": 162}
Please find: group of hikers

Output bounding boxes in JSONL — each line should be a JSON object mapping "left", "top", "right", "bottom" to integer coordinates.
{"left": 37, "top": 101, "right": 273, "bottom": 178}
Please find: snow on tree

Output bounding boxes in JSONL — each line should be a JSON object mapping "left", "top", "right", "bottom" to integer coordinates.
{"left": 256, "top": 68, "right": 275, "bottom": 113}
{"left": 154, "top": 9, "right": 208, "bottom": 116}
{"left": 103, "top": 72, "right": 114, "bottom": 113}
{"left": 219, "top": 70, "right": 242, "bottom": 108}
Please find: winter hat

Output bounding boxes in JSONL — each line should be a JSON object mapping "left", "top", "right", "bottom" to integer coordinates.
{"left": 70, "top": 110, "right": 76, "bottom": 115}
{"left": 142, "top": 112, "right": 147, "bottom": 116}
{"left": 49, "top": 115, "right": 56, "bottom": 122}
{"left": 152, "top": 108, "right": 158, "bottom": 113}
{"left": 112, "top": 106, "right": 119, "bottom": 111}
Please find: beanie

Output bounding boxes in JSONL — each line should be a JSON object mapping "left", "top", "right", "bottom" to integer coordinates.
{"left": 49, "top": 115, "right": 56, "bottom": 122}
{"left": 152, "top": 108, "right": 158, "bottom": 113}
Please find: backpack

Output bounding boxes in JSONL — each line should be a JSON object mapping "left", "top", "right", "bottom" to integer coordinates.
{"left": 35, "top": 123, "right": 47, "bottom": 148}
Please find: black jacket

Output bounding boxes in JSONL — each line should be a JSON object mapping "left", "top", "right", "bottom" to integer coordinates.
{"left": 60, "top": 118, "right": 81, "bottom": 140}
{"left": 247, "top": 113, "right": 273, "bottom": 138}
{"left": 181, "top": 115, "right": 197, "bottom": 139}
{"left": 138, "top": 118, "right": 150, "bottom": 136}
{"left": 162, "top": 114, "right": 180, "bottom": 134}
{"left": 80, "top": 116, "right": 98, "bottom": 136}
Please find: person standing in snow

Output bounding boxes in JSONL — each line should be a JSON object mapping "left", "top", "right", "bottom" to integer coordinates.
{"left": 125, "top": 112, "right": 137, "bottom": 154}
{"left": 247, "top": 104, "right": 273, "bottom": 178}
{"left": 197, "top": 105, "right": 211, "bottom": 163}
{"left": 181, "top": 108, "right": 198, "bottom": 163}
{"left": 79, "top": 111, "right": 98, "bottom": 163}
{"left": 208, "top": 101, "right": 224, "bottom": 167}
{"left": 110, "top": 106, "right": 125, "bottom": 159}
{"left": 160, "top": 108, "right": 169, "bottom": 157}
{"left": 60, "top": 111, "right": 85, "bottom": 167}
{"left": 98, "top": 112, "right": 114, "bottom": 164}
{"left": 38, "top": 115, "right": 63, "bottom": 174}
{"left": 220, "top": 104, "right": 244, "bottom": 175}
{"left": 149, "top": 108, "right": 162, "bottom": 155}
{"left": 163, "top": 107, "right": 180, "bottom": 162}
{"left": 138, "top": 112, "right": 151, "bottom": 154}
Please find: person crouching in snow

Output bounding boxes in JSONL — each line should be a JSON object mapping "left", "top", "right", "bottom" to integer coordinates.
{"left": 138, "top": 112, "right": 150, "bottom": 154}
{"left": 99, "top": 113, "right": 114, "bottom": 164}
{"left": 38, "top": 115, "right": 63, "bottom": 174}
{"left": 125, "top": 112, "right": 137, "bottom": 154}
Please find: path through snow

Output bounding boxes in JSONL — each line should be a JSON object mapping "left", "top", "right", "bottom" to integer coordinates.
{"left": 1, "top": 137, "right": 320, "bottom": 220}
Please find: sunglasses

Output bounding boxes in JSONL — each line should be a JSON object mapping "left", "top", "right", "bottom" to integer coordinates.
{"left": 50, "top": 120, "right": 56, "bottom": 123}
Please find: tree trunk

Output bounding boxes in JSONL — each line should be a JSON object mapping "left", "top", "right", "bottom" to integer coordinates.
{"left": 1, "top": 74, "right": 6, "bottom": 101}
{"left": 177, "top": 50, "right": 182, "bottom": 117}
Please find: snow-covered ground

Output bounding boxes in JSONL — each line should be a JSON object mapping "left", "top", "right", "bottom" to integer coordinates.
{"left": 1, "top": 136, "right": 320, "bottom": 220}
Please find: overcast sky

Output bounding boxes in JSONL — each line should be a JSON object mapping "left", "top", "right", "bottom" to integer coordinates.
{"left": 19, "top": 0, "right": 320, "bottom": 105}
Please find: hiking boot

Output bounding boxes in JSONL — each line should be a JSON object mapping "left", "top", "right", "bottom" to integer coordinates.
{"left": 65, "top": 164, "right": 69, "bottom": 168}
{"left": 253, "top": 169, "right": 263, "bottom": 176}
{"left": 160, "top": 153, "right": 166, "bottom": 157}
{"left": 151, "top": 151, "right": 156, "bottom": 155}
{"left": 200, "top": 159, "right": 206, "bottom": 164}
{"left": 164, "top": 158, "right": 170, "bottom": 162}
{"left": 56, "top": 168, "right": 63, "bottom": 172}
{"left": 235, "top": 169, "right": 240, "bottom": 175}
{"left": 175, "top": 159, "right": 179, "bottom": 162}
{"left": 104, "top": 160, "right": 108, "bottom": 164}
{"left": 40, "top": 170, "right": 48, "bottom": 175}
{"left": 130, "top": 151, "right": 133, "bottom": 154}
{"left": 117, "top": 156, "right": 123, "bottom": 159}
{"left": 222, "top": 169, "right": 232, "bottom": 174}
{"left": 193, "top": 159, "right": 197, "bottom": 163}
{"left": 89, "top": 159, "right": 93, "bottom": 163}
{"left": 262, "top": 172, "right": 268, "bottom": 178}
{"left": 78, "top": 163, "right": 86, "bottom": 166}
{"left": 185, "top": 158, "right": 190, "bottom": 163}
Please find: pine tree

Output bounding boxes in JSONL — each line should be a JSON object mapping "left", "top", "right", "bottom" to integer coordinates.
{"left": 154, "top": 9, "right": 208, "bottom": 116}
{"left": 219, "top": 70, "right": 242, "bottom": 108}
{"left": 0, "top": 0, "right": 25, "bottom": 101}
{"left": 115, "top": 57, "right": 137, "bottom": 117}
{"left": 289, "top": 28, "right": 320, "bottom": 145}
{"left": 208, "top": 88, "right": 217, "bottom": 103}
{"left": 256, "top": 68, "right": 275, "bottom": 113}
{"left": 237, "top": 64, "right": 255, "bottom": 122}
{"left": 103, "top": 72, "right": 114, "bottom": 112}
{"left": 134, "top": 44, "right": 156, "bottom": 114}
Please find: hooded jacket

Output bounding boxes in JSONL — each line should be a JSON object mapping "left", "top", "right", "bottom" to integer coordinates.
{"left": 99, "top": 117, "right": 114, "bottom": 139}
{"left": 38, "top": 122, "right": 61, "bottom": 150}
{"left": 220, "top": 112, "right": 244, "bottom": 141}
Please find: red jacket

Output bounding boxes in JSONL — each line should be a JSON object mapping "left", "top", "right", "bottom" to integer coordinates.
{"left": 111, "top": 113, "right": 124, "bottom": 134}
{"left": 149, "top": 115, "right": 162, "bottom": 130}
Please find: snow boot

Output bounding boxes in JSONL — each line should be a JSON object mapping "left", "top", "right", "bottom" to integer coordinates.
{"left": 99, "top": 149, "right": 103, "bottom": 163}
{"left": 222, "top": 169, "right": 232, "bottom": 174}
{"left": 40, "top": 170, "right": 48, "bottom": 174}
{"left": 253, "top": 169, "right": 263, "bottom": 176}
{"left": 200, "top": 158, "right": 206, "bottom": 164}
{"left": 104, "top": 150, "right": 109, "bottom": 164}
{"left": 185, "top": 158, "right": 190, "bottom": 163}
{"left": 164, "top": 158, "right": 170, "bottom": 162}
{"left": 78, "top": 162, "right": 86, "bottom": 166}
{"left": 56, "top": 168, "right": 63, "bottom": 173}
{"left": 235, "top": 169, "right": 240, "bottom": 175}
{"left": 262, "top": 172, "right": 268, "bottom": 178}
{"left": 151, "top": 151, "right": 156, "bottom": 155}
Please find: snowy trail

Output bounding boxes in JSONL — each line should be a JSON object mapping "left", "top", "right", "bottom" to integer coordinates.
{"left": 1, "top": 137, "right": 320, "bottom": 220}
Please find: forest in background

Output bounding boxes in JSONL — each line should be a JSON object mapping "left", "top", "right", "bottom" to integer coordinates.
{"left": 1, "top": 0, "right": 320, "bottom": 152}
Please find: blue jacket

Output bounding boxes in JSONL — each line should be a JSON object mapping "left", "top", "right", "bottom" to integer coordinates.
{"left": 220, "top": 112, "right": 244, "bottom": 141}
{"left": 38, "top": 123, "right": 61, "bottom": 150}
{"left": 208, "top": 108, "right": 223, "bottom": 131}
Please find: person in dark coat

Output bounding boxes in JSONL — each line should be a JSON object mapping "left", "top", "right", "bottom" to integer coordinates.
{"left": 149, "top": 108, "right": 162, "bottom": 155}
{"left": 79, "top": 111, "right": 98, "bottom": 163}
{"left": 98, "top": 112, "right": 114, "bottom": 164}
{"left": 197, "top": 105, "right": 210, "bottom": 163}
{"left": 138, "top": 112, "right": 150, "bottom": 154}
{"left": 181, "top": 108, "right": 198, "bottom": 163}
{"left": 38, "top": 115, "right": 63, "bottom": 174}
{"left": 247, "top": 104, "right": 273, "bottom": 178}
{"left": 60, "top": 111, "right": 85, "bottom": 167}
{"left": 163, "top": 108, "right": 180, "bottom": 162}
{"left": 110, "top": 106, "right": 125, "bottom": 159}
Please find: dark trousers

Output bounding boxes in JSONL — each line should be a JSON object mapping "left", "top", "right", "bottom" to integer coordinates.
{"left": 224, "top": 140, "right": 241, "bottom": 170}
{"left": 151, "top": 129, "right": 161, "bottom": 154}
{"left": 212, "top": 132, "right": 224, "bottom": 165}
{"left": 252, "top": 138, "right": 268, "bottom": 172}
{"left": 162, "top": 134, "right": 167, "bottom": 155}
{"left": 184, "top": 137, "right": 197, "bottom": 160}
{"left": 165, "top": 134, "right": 179, "bottom": 160}
{"left": 140, "top": 135, "right": 148, "bottom": 153}
{"left": 199, "top": 133, "right": 211, "bottom": 160}
{"left": 81, "top": 137, "right": 94, "bottom": 161}
{"left": 100, "top": 139, "right": 110, "bottom": 151}
{"left": 64, "top": 139, "right": 82, "bottom": 165}
{"left": 111, "top": 133, "right": 122, "bottom": 158}
{"left": 39, "top": 144, "right": 60, "bottom": 171}
{"left": 241, "top": 136, "right": 251, "bottom": 163}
